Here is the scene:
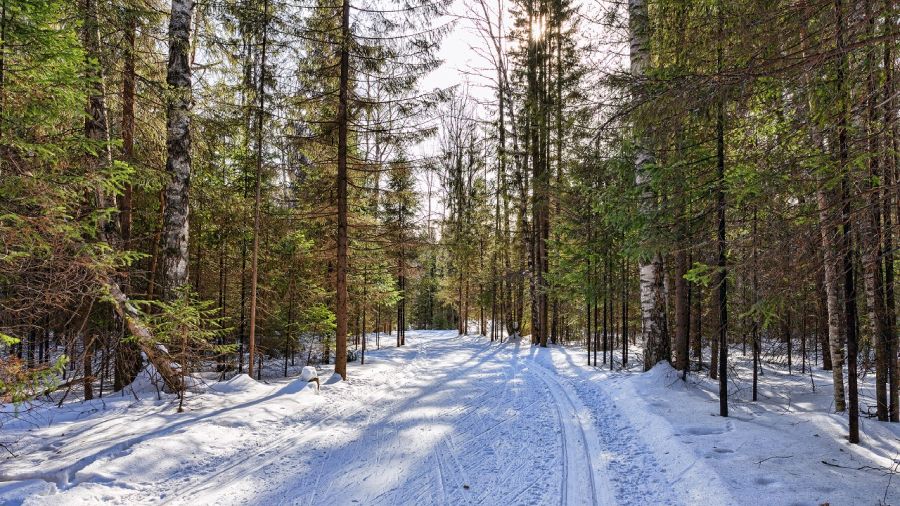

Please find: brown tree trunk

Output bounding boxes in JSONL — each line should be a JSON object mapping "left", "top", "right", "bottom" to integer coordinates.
{"left": 247, "top": 0, "right": 269, "bottom": 379}
{"left": 83, "top": 332, "right": 94, "bottom": 401}
{"left": 816, "top": 188, "right": 847, "bottom": 412}
{"left": 334, "top": 0, "right": 351, "bottom": 380}
{"left": 691, "top": 275, "right": 702, "bottom": 371}
{"left": 862, "top": 0, "right": 889, "bottom": 420}
{"left": 835, "top": 0, "right": 859, "bottom": 443}
{"left": 883, "top": 0, "right": 899, "bottom": 422}
{"left": 674, "top": 248, "right": 689, "bottom": 372}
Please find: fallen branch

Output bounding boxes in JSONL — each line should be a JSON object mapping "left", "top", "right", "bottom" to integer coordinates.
{"left": 0, "top": 442, "right": 17, "bottom": 458}
{"left": 755, "top": 455, "right": 792, "bottom": 465}
{"left": 821, "top": 460, "right": 895, "bottom": 474}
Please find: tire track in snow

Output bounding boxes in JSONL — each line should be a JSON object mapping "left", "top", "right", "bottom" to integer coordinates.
{"left": 272, "top": 336, "right": 512, "bottom": 505}
{"left": 310, "top": 342, "right": 437, "bottom": 505}
{"left": 469, "top": 338, "right": 560, "bottom": 506}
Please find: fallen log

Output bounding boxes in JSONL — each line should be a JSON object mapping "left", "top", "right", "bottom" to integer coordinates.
{"left": 102, "top": 276, "right": 183, "bottom": 393}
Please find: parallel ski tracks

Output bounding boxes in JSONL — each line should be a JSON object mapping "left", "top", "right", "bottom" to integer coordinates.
{"left": 525, "top": 359, "right": 615, "bottom": 506}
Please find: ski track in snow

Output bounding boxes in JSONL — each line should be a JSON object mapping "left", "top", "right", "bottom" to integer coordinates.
{"left": 529, "top": 351, "right": 679, "bottom": 506}
{"left": 4, "top": 331, "right": 694, "bottom": 506}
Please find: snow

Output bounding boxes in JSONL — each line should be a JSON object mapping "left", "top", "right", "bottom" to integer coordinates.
{"left": 208, "top": 373, "right": 264, "bottom": 394}
{"left": 0, "top": 330, "right": 897, "bottom": 505}
{"left": 299, "top": 366, "right": 318, "bottom": 382}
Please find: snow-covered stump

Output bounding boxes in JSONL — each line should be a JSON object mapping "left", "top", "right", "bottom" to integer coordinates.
{"left": 301, "top": 366, "right": 319, "bottom": 392}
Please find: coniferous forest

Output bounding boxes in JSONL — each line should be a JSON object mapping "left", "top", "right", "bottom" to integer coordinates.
{"left": 1, "top": 0, "right": 899, "bottom": 503}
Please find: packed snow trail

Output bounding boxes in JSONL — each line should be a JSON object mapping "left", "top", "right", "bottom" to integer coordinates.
{"left": 5, "top": 331, "right": 897, "bottom": 505}
{"left": 1, "top": 331, "right": 632, "bottom": 505}
{"left": 161, "top": 332, "right": 616, "bottom": 506}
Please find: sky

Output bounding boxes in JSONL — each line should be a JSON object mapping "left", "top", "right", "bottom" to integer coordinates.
{"left": 410, "top": 0, "right": 625, "bottom": 231}
{"left": 413, "top": 0, "right": 496, "bottom": 230}
{"left": 421, "top": 0, "right": 504, "bottom": 102}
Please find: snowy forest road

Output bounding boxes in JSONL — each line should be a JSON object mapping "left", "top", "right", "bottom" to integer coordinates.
{"left": 167, "top": 330, "right": 616, "bottom": 506}
{"left": 6, "top": 333, "right": 896, "bottom": 506}
{"left": 5, "top": 330, "right": 697, "bottom": 506}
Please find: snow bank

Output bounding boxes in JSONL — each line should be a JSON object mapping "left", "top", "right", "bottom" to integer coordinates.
{"left": 276, "top": 378, "right": 317, "bottom": 395}
{"left": 209, "top": 373, "right": 263, "bottom": 394}
{"left": 126, "top": 363, "right": 167, "bottom": 396}
{"left": 534, "top": 339, "right": 900, "bottom": 505}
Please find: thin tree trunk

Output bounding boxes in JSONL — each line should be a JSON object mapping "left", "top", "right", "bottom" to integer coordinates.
{"left": 752, "top": 208, "right": 760, "bottom": 401}
{"left": 247, "top": 0, "right": 269, "bottom": 379}
{"left": 715, "top": 0, "right": 728, "bottom": 418}
{"left": 835, "top": 0, "right": 859, "bottom": 443}
{"left": 83, "top": 332, "right": 94, "bottom": 401}
{"left": 883, "top": 0, "right": 899, "bottom": 422}
{"left": 334, "top": 0, "right": 351, "bottom": 380}
{"left": 675, "top": 248, "right": 689, "bottom": 372}
{"left": 817, "top": 188, "right": 847, "bottom": 412}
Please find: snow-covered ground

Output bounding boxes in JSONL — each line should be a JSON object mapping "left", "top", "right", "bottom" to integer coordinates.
{"left": 1, "top": 330, "right": 897, "bottom": 505}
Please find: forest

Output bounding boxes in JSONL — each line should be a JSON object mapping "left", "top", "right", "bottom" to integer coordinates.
{"left": 1, "top": 0, "right": 899, "bottom": 503}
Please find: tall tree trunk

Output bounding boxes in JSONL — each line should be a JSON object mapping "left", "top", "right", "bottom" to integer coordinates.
{"left": 807, "top": 6, "right": 845, "bottom": 408}
{"left": 862, "top": 0, "right": 889, "bottom": 420}
{"left": 835, "top": 0, "right": 859, "bottom": 443}
{"left": 120, "top": 17, "right": 135, "bottom": 251}
{"left": 883, "top": 0, "right": 899, "bottom": 422}
{"left": 248, "top": 0, "right": 269, "bottom": 379}
{"left": 817, "top": 189, "right": 847, "bottom": 412}
{"left": 751, "top": 208, "right": 760, "bottom": 401}
{"left": 334, "top": 0, "right": 351, "bottom": 380}
{"left": 162, "top": 0, "right": 194, "bottom": 299}
{"left": 630, "top": 0, "right": 668, "bottom": 370}
{"left": 715, "top": 0, "right": 728, "bottom": 418}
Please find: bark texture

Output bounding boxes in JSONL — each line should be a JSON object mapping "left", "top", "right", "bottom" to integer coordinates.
{"left": 162, "top": 0, "right": 194, "bottom": 299}
{"left": 334, "top": 0, "right": 351, "bottom": 380}
{"left": 630, "top": 0, "right": 669, "bottom": 371}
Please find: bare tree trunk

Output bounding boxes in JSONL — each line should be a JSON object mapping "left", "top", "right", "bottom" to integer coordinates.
{"left": 630, "top": 0, "right": 668, "bottom": 370}
{"left": 120, "top": 17, "right": 135, "bottom": 251}
{"left": 862, "top": 0, "right": 889, "bottom": 420}
{"left": 817, "top": 189, "right": 847, "bottom": 412}
{"left": 715, "top": 0, "right": 728, "bottom": 418}
{"left": 622, "top": 257, "right": 629, "bottom": 368}
{"left": 674, "top": 248, "right": 689, "bottom": 372}
{"left": 835, "top": 0, "right": 859, "bottom": 443}
{"left": 752, "top": 209, "right": 760, "bottom": 401}
{"left": 83, "top": 332, "right": 94, "bottom": 401}
{"left": 691, "top": 273, "right": 702, "bottom": 370}
{"left": 883, "top": 0, "right": 899, "bottom": 422}
{"left": 334, "top": 0, "right": 351, "bottom": 380}
{"left": 248, "top": 0, "right": 269, "bottom": 379}
{"left": 162, "top": 0, "right": 194, "bottom": 299}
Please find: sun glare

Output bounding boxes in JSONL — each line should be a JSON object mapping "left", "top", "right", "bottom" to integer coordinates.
{"left": 530, "top": 18, "right": 545, "bottom": 41}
